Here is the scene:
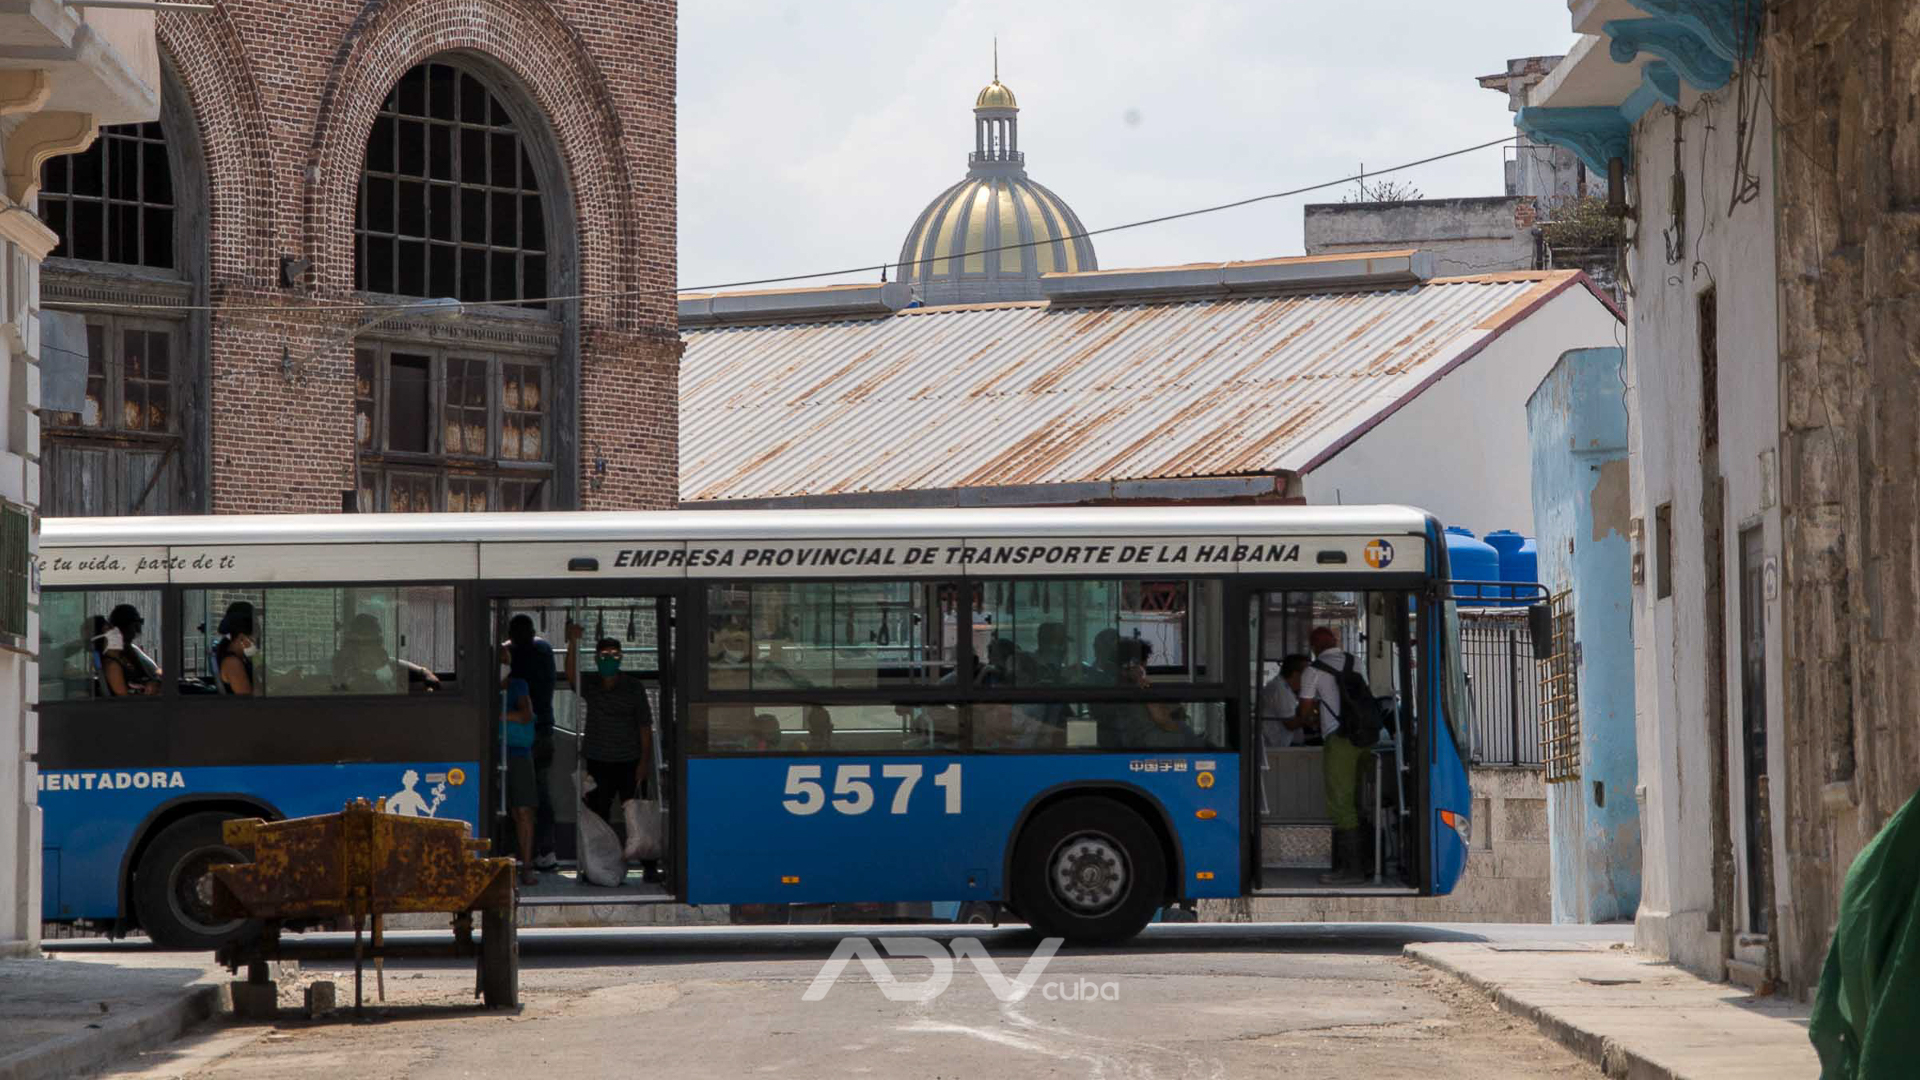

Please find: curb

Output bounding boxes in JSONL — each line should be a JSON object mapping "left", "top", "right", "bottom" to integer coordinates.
{"left": 1405, "top": 945, "right": 1675, "bottom": 1080}
{"left": 0, "top": 981, "right": 230, "bottom": 1080}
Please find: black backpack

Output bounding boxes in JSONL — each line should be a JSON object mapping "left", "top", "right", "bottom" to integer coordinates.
{"left": 1312, "top": 653, "right": 1387, "bottom": 747}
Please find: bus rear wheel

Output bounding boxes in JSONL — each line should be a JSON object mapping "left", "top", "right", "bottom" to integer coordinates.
{"left": 134, "top": 812, "right": 261, "bottom": 951}
{"left": 1013, "top": 796, "right": 1166, "bottom": 945}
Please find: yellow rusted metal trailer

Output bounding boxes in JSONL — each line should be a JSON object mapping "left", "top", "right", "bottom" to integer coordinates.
{"left": 209, "top": 798, "right": 519, "bottom": 1012}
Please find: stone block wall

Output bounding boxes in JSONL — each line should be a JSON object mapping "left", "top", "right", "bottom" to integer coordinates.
{"left": 1204, "top": 766, "right": 1552, "bottom": 924}
{"left": 1769, "top": 0, "right": 1920, "bottom": 995}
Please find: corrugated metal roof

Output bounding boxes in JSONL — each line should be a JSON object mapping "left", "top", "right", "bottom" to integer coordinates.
{"left": 680, "top": 270, "right": 1581, "bottom": 504}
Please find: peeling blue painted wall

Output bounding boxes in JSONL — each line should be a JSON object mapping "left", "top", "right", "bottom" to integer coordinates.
{"left": 1527, "top": 347, "right": 1641, "bottom": 923}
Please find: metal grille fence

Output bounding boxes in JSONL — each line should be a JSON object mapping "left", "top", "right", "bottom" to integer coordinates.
{"left": 1459, "top": 609, "right": 1544, "bottom": 767}
{"left": 1539, "top": 591, "right": 1581, "bottom": 782}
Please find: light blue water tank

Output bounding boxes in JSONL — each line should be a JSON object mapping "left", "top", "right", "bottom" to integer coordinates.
{"left": 1484, "top": 529, "right": 1538, "bottom": 606}
{"left": 1444, "top": 526, "right": 1501, "bottom": 603}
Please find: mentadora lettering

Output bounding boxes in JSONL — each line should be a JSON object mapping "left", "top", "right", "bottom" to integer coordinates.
{"left": 39, "top": 770, "right": 187, "bottom": 793}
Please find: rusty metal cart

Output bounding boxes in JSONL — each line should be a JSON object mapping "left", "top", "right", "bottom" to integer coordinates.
{"left": 209, "top": 798, "right": 520, "bottom": 1012}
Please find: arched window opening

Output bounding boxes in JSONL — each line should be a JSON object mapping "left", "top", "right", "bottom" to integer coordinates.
{"left": 38, "top": 64, "right": 204, "bottom": 518}
{"left": 40, "top": 121, "right": 176, "bottom": 269}
{"left": 351, "top": 57, "right": 565, "bottom": 513}
{"left": 356, "top": 62, "right": 548, "bottom": 307}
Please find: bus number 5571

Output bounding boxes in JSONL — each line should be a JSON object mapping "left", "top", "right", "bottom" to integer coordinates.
{"left": 782, "top": 763, "right": 961, "bottom": 816}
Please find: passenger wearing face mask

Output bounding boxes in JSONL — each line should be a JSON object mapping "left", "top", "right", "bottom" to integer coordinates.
{"left": 100, "top": 603, "right": 161, "bottom": 697}
{"left": 564, "top": 622, "right": 657, "bottom": 881}
{"left": 214, "top": 601, "right": 259, "bottom": 696}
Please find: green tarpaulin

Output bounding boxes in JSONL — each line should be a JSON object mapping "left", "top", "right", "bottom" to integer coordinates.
{"left": 1810, "top": 789, "right": 1920, "bottom": 1079}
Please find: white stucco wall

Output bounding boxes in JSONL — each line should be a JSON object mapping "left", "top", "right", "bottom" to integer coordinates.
{"left": 0, "top": 21, "right": 159, "bottom": 948}
{"left": 1621, "top": 88, "right": 1784, "bottom": 980}
{"left": 0, "top": 225, "right": 45, "bottom": 954}
{"left": 1303, "top": 283, "right": 1623, "bottom": 536}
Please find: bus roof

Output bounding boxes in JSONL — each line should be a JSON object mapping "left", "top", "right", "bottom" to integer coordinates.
{"left": 42, "top": 505, "right": 1434, "bottom": 548}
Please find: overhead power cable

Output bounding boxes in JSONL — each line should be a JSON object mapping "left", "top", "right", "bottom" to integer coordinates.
{"left": 55, "top": 134, "right": 1519, "bottom": 316}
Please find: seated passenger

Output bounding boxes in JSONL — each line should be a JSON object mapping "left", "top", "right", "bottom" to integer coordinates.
{"left": 333, "top": 614, "right": 441, "bottom": 694}
{"left": 981, "top": 637, "right": 1018, "bottom": 687}
{"left": 100, "top": 604, "right": 160, "bottom": 697}
{"left": 748, "top": 713, "right": 782, "bottom": 751}
{"left": 1262, "top": 653, "right": 1313, "bottom": 749}
{"left": 1033, "top": 621, "right": 1071, "bottom": 683}
{"left": 1094, "top": 638, "right": 1188, "bottom": 748}
{"left": 802, "top": 705, "right": 833, "bottom": 752}
{"left": 215, "top": 601, "right": 259, "bottom": 696}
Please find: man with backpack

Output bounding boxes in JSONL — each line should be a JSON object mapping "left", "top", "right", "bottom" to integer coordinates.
{"left": 1297, "top": 626, "right": 1383, "bottom": 885}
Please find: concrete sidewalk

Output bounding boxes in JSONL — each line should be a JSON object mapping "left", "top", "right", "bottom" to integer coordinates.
{"left": 1407, "top": 939, "right": 1818, "bottom": 1079}
{"left": 0, "top": 950, "right": 231, "bottom": 1080}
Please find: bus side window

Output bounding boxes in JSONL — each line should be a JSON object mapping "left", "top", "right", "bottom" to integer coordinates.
{"left": 38, "top": 588, "right": 166, "bottom": 701}
{"left": 180, "top": 585, "right": 458, "bottom": 697}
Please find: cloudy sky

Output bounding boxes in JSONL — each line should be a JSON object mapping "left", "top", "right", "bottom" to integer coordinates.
{"left": 677, "top": 1, "right": 1576, "bottom": 292}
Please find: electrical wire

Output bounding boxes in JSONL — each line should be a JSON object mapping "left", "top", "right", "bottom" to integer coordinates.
{"left": 50, "top": 134, "right": 1520, "bottom": 317}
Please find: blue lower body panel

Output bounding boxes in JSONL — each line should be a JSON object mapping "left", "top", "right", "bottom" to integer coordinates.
{"left": 38, "top": 761, "right": 483, "bottom": 921}
{"left": 686, "top": 753, "right": 1241, "bottom": 905}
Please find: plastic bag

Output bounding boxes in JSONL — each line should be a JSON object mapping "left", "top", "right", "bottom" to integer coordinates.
{"left": 623, "top": 798, "right": 663, "bottom": 862}
{"left": 577, "top": 797, "right": 626, "bottom": 886}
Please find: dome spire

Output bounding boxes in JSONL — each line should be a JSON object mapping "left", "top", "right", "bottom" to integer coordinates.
{"left": 972, "top": 43, "right": 1020, "bottom": 171}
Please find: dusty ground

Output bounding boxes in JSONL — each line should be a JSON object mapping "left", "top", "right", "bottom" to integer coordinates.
{"left": 102, "top": 926, "right": 1602, "bottom": 1079}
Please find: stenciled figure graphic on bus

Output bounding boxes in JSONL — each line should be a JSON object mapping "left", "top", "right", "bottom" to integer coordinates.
{"left": 385, "top": 768, "right": 447, "bottom": 817}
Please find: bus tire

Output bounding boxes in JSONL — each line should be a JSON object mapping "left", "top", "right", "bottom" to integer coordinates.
{"left": 1012, "top": 796, "right": 1166, "bottom": 946}
{"left": 132, "top": 811, "right": 261, "bottom": 951}
{"left": 480, "top": 905, "right": 518, "bottom": 1009}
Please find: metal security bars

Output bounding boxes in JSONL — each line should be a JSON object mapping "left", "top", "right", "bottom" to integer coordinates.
{"left": 1539, "top": 591, "right": 1581, "bottom": 783}
{"left": 1459, "top": 609, "right": 1544, "bottom": 767}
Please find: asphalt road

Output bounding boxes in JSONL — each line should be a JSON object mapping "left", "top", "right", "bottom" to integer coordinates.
{"left": 98, "top": 924, "right": 1607, "bottom": 1079}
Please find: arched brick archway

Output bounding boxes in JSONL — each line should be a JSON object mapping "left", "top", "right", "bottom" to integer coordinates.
{"left": 301, "top": 0, "right": 637, "bottom": 328}
{"left": 157, "top": 7, "right": 276, "bottom": 290}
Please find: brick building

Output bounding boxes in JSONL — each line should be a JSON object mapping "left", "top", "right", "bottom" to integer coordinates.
{"left": 37, "top": 0, "right": 680, "bottom": 517}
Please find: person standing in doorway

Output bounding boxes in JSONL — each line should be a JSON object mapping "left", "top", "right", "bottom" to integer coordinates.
{"left": 505, "top": 614, "right": 559, "bottom": 871}
{"left": 1297, "top": 627, "right": 1371, "bottom": 885}
{"left": 500, "top": 666, "right": 539, "bottom": 887}
{"left": 564, "top": 622, "right": 658, "bottom": 882}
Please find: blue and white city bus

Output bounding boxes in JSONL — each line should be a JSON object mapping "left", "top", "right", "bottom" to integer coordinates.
{"left": 34, "top": 505, "right": 1474, "bottom": 947}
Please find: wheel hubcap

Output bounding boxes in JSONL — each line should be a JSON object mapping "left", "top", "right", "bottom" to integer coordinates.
{"left": 1049, "top": 832, "right": 1129, "bottom": 915}
{"left": 169, "top": 845, "right": 245, "bottom": 936}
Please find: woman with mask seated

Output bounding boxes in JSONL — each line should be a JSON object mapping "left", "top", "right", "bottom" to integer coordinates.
{"left": 215, "top": 601, "right": 259, "bottom": 696}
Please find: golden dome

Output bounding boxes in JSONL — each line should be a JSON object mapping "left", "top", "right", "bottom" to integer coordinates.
{"left": 975, "top": 79, "right": 1018, "bottom": 110}
{"left": 897, "top": 174, "right": 1096, "bottom": 304}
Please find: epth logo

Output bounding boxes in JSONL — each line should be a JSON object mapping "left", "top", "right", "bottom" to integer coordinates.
{"left": 1364, "top": 539, "right": 1395, "bottom": 569}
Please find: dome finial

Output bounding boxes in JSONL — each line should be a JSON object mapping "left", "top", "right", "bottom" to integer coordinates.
{"left": 993, "top": 37, "right": 998, "bottom": 83}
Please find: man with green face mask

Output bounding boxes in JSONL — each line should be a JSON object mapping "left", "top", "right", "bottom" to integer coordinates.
{"left": 564, "top": 622, "right": 656, "bottom": 880}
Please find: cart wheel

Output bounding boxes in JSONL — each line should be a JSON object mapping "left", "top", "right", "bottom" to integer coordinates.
{"left": 480, "top": 905, "right": 518, "bottom": 1009}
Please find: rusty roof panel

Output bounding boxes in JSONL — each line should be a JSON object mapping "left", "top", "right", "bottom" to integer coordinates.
{"left": 680, "top": 272, "right": 1582, "bottom": 503}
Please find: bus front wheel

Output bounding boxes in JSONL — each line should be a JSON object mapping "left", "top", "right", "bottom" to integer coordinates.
{"left": 1012, "top": 796, "right": 1166, "bottom": 945}
{"left": 133, "top": 812, "right": 261, "bottom": 951}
